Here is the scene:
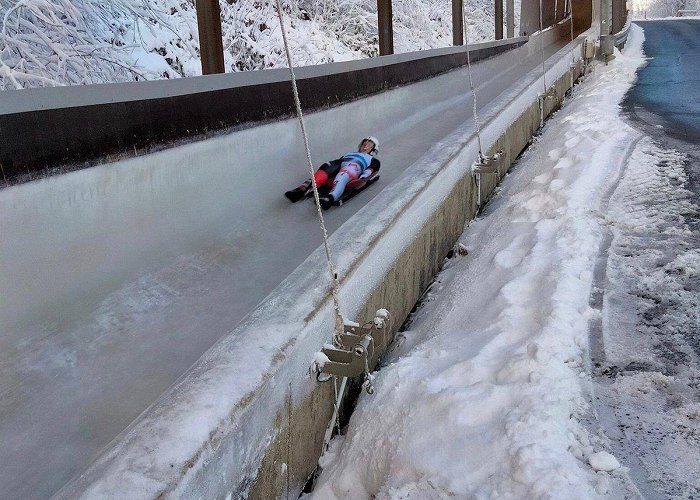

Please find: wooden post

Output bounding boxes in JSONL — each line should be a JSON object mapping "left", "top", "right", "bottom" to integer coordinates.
{"left": 506, "top": 0, "right": 515, "bottom": 37}
{"left": 196, "top": 0, "right": 225, "bottom": 74}
{"left": 453, "top": 0, "right": 464, "bottom": 45}
{"left": 495, "top": 0, "right": 504, "bottom": 39}
{"left": 377, "top": 0, "right": 394, "bottom": 55}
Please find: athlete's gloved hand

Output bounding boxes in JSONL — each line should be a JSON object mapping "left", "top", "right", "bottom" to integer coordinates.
{"left": 359, "top": 168, "right": 373, "bottom": 179}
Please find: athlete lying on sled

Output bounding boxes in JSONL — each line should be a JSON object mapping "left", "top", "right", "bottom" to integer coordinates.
{"left": 284, "top": 136, "right": 381, "bottom": 210}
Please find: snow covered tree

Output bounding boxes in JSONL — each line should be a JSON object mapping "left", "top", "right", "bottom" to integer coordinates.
{"left": 0, "top": 0, "right": 502, "bottom": 90}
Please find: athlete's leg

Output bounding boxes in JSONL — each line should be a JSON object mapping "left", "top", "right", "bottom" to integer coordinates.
{"left": 329, "top": 164, "right": 361, "bottom": 200}
{"left": 314, "top": 169, "right": 330, "bottom": 187}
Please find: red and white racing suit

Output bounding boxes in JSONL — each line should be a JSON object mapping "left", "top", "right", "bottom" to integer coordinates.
{"left": 313, "top": 152, "right": 381, "bottom": 200}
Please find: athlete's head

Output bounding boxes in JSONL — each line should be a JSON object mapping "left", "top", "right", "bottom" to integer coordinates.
{"left": 358, "top": 136, "right": 379, "bottom": 156}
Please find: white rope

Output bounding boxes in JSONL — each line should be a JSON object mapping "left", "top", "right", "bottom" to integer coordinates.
{"left": 569, "top": 0, "right": 576, "bottom": 85}
{"left": 538, "top": 0, "right": 547, "bottom": 94}
{"left": 320, "top": 375, "right": 347, "bottom": 452}
{"left": 461, "top": 0, "right": 484, "bottom": 156}
{"left": 462, "top": 3, "right": 489, "bottom": 212}
{"left": 332, "top": 377, "right": 342, "bottom": 432}
{"left": 569, "top": 0, "right": 575, "bottom": 50}
{"left": 274, "top": 0, "right": 345, "bottom": 343}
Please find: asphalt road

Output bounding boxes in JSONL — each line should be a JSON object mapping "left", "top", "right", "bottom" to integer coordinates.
{"left": 596, "top": 19, "right": 700, "bottom": 497}
{"left": 623, "top": 19, "right": 700, "bottom": 248}
{"left": 623, "top": 19, "right": 700, "bottom": 142}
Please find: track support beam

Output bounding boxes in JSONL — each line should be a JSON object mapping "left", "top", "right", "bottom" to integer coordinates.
{"left": 196, "top": 0, "right": 225, "bottom": 75}
{"left": 453, "top": 0, "right": 464, "bottom": 45}
{"left": 378, "top": 0, "right": 394, "bottom": 55}
{"left": 495, "top": 0, "right": 504, "bottom": 39}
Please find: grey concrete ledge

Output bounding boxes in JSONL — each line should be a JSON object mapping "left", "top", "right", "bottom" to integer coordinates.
{"left": 0, "top": 38, "right": 525, "bottom": 183}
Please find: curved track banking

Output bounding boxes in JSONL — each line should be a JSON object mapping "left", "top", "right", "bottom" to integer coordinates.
{"left": 1, "top": 35, "right": 569, "bottom": 497}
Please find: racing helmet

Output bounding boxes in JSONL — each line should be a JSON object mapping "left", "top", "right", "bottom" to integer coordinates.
{"left": 358, "top": 136, "right": 379, "bottom": 156}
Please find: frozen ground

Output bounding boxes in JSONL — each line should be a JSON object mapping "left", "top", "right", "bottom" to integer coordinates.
{"left": 311, "top": 23, "right": 699, "bottom": 499}
{"left": 593, "top": 19, "right": 700, "bottom": 498}
{"left": 592, "top": 136, "right": 700, "bottom": 498}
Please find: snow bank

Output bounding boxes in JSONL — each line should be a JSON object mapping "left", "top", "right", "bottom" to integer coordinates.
{"left": 311, "top": 25, "right": 648, "bottom": 499}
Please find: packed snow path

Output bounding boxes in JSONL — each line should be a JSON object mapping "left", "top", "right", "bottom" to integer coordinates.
{"left": 311, "top": 23, "right": 700, "bottom": 499}
{"left": 0, "top": 39, "right": 568, "bottom": 497}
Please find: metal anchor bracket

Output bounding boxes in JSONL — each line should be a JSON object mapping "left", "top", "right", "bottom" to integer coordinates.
{"left": 472, "top": 151, "right": 504, "bottom": 175}
{"left": 537, "top": 88, "right": 557, "bottom": 128}
{"left": 312, "top": 309, "right": 391, "bottom": 394}
{"left": 538, "top": 87, "right": 557, "bottom": 106}
{"left": 472, "top": 151, "right": 504, "bottom": 209}
{"left": 570, "top": 60, "right": 584, "bottom": 79}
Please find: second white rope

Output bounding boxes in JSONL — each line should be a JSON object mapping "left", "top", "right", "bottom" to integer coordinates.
{"left": 462, "top": 1, "right": 484, "bottom": 156}
{"left": 538, "top": 0, "right": 548, "bottom": 93}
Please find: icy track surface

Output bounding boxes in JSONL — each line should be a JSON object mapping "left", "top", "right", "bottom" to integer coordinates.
{"left": 0, "top": 34, "right": 570, "bottom": 498}
{"left": 311, "top": 24, "right": 698, "bottom": 499}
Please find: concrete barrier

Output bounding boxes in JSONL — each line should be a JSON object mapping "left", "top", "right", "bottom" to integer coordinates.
{"left": 0, "top": 38, "right": 525, "bottom": 185}
{"left": 246, "top": 39, "right": 585, "bottom": 499}
{"left": 56, "top": 26, "right": 587, "bottom": 499}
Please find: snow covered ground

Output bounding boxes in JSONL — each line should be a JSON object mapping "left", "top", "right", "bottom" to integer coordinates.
{"left": 310, "top": 24, "right": 700, "bottom": 498}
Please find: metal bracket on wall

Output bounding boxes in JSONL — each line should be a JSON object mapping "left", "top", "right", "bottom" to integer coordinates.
{"left": 570, "top": 60, "right": 584, "bottom": 82}
{"left": 538, "top": 87, "right": 557, "bottom": 106}
{"left": 473, "top": 151, "right": 504, "bottom": 175}
{"left": 538, "top": 88, "right": 557, "bottom": 128}
{"left": 472, "top": 151, "right": 504, "bottom": 209}
{"left": 581, "top": 39, "right": 597, "bottom": 75}
{"left": 582, "top": 38, "right": 596, "bottom": 61}
{"left": 314, "top": 310, "right": 391, "bottom": 394}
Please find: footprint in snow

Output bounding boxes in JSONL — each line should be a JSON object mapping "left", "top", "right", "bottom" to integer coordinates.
{"left": 548, "top": 148, "right": 562, "bottom": 161}
{"left": 565, "top": 136, "right": 581, "bottom": 148}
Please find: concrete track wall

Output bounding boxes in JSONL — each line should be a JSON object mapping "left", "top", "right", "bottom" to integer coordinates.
{"left": 246, "top": 52, "right": 583, "bottom": 500}
{"left": 57, "top": 27, "right": 586, "bottom": 499}
{"left": 0, "top": 39, "right": 524, "bottom": 185}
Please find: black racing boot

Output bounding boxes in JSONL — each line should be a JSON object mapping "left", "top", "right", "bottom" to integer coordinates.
{"left": 319, "top": 194, "right": 335, "bottom": 210}
{"left": 285, "top": 181, "right": 311, "bottom": 202}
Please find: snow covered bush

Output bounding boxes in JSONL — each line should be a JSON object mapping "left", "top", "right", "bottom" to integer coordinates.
{"left": 0, "top": 0, "right": 504, "bottom": 90}
{"left": 294, "top": 0, "right": 379, "bottom": 57}
{"left": 650, "top": 0, "right": 697, "bottom": 16}
{"left": 0, "top": 0, "right": 135, "bottom": 88}
{"left": 0, "top": 0, "right": 200, "bottom": 89}
{"left": 630, "top": 0, "right": 700, "bottom": 17}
